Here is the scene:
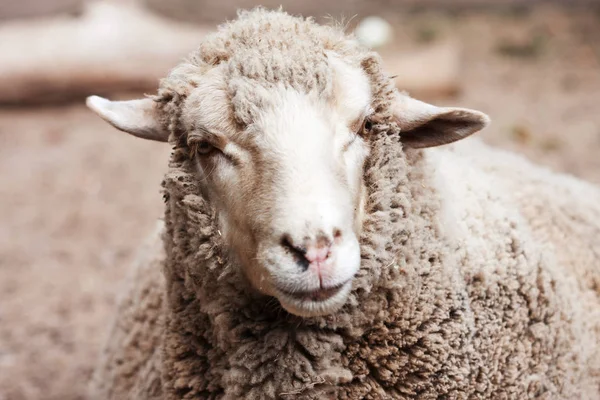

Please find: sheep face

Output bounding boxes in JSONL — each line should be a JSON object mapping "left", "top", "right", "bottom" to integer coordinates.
{"left": 175, "top": 58, "right": 372, "bottom": 317}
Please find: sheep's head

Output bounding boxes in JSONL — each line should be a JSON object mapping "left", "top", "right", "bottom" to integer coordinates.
{"left": 87, "top": 13, "right": 489, "bottom": 317}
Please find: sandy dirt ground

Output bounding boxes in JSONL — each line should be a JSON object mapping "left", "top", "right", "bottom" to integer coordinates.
{"left": 1, "top": 6, "right": 599, "bottom": 400}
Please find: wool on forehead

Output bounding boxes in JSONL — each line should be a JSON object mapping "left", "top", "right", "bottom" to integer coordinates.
{"left": 194, "top": 9, "right": 362, "bottom": 89}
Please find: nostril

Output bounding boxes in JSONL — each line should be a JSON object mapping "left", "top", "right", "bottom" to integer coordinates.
{"left": 281, "top": 234, "right": 310, "bottom": 271}
{"left": 333, "top": 228, "right": 342, "bottom": 242}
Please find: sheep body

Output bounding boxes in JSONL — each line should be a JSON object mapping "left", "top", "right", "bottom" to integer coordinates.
{"left": 90, "top": 9, "right": 600, "bottom": 399}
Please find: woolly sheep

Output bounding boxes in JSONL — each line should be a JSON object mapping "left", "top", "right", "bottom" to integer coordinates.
{"left": 86, "top": 9, "right": 600, "bottom": 399}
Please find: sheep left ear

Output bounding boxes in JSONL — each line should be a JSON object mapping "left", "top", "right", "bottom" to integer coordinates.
{"left": 392, "top": 92, "right": 490, "bottom": 149}
{"left": 86, "top": 95, "right": 169, "bottom": 142}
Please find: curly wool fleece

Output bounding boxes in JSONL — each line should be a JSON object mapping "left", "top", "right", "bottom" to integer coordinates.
{"left": 90, "top": 9, "right": 600, "bottom": 400}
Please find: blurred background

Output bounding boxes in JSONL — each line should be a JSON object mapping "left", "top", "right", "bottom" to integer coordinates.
{"left": 1, "top": 0, "right": 599, "bottom": 399}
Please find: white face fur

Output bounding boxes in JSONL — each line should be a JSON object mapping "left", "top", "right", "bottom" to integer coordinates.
{"left": 87, "top": 53, "right": 489, "bottom": 318}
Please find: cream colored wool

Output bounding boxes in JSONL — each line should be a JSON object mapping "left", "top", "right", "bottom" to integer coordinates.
{"left": 89, "top": 9, "right": 600, "bottom": 399}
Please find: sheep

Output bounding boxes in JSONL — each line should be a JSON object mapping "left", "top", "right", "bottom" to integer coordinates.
{"left": 86, "top": 8, "right": 600, "bottom": 400}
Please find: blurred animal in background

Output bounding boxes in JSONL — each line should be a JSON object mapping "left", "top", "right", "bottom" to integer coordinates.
{"left": 86, "top": 8, "right": 600, "bottom": 400}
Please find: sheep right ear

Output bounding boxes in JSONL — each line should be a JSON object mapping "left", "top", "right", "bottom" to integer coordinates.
{"left": 392, "top": 92, "right": 489, "bottom": 149}
{"left": 86, "top": 96, "right": 169, "bottom": 142}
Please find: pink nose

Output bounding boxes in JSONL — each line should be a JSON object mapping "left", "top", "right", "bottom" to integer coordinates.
{"left": 281, "top": 233, "right": 337, "bottom": 273}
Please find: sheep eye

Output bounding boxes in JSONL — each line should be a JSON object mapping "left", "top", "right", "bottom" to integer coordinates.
{"left": 360, "top": 118, "right": 374, "bottom": 137}
{"left": 194, "top": 141, "right": 214, "bottom": 155}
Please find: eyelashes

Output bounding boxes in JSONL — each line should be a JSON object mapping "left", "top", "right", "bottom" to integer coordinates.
{"left": 344, "top": 115, "right": 374, "bottom": 151}
{"left": 190, "top": 140, "right": 217, "bottom": 158}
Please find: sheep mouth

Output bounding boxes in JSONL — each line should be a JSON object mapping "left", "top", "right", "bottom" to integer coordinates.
{"left": 273, "top": 281, "right": 352, "bottom": 317}
{"left": 278, "top": 283, "right": 346, "bottom": 302}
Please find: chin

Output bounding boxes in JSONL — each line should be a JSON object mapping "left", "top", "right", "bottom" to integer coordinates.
{"left": 273, "top": 280, "right": 353, "bottom": 317}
